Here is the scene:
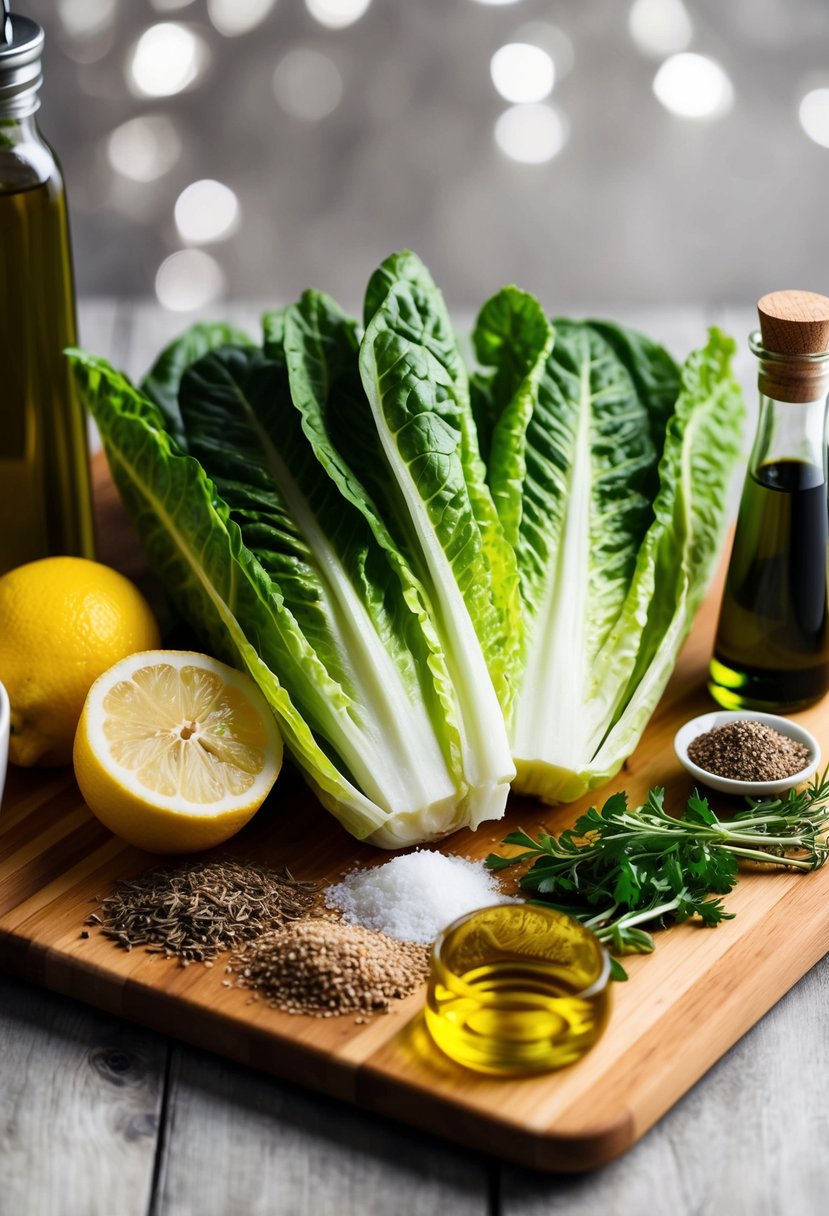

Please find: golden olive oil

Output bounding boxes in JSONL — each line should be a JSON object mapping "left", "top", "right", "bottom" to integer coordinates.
{"left": 0, "top": 175, "right": 94, "bottom": 573}
{"left": 425, "top": 904, "right": 611, "bottom": 1075}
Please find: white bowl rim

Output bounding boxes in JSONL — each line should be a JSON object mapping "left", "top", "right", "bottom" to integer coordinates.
{"left": 0, "top": 679, "right": 9, "bottom": 805}
{"left": 674, "top": 710, "right": 821, "bottom": 797}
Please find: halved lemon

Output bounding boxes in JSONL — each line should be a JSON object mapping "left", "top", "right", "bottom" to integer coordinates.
{"left": 74, "top": 651, "right": 282, "bottom": 853}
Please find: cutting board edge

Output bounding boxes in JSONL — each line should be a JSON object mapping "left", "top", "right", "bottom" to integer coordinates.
{"left": 6, "top": 893, "right": 827, "bottom": 1174}
{"left": 0, "top": 922, "right": 638, "bottom": 1171}
{"left": 0, "top": 927, "right": 366, "bottom": 1103}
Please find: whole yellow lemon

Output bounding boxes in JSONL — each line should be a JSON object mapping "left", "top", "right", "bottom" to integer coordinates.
{"left": 0, "top": 556, "right": 161, "bottom": 767}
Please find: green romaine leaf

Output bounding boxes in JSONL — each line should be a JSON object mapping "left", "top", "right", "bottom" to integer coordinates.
{"left": 363, "top": 249, "right": 433, "bottom": 329}
{"left": 588, "top": 328, "right": 744, "bottom": 785}
{"left": 140, "top": 322, "right": 254, "bottom": 445}
{"left": 69, "top": 349, "right": 389, "bottom": 841}
{"left": 281, "top": 290, "right": 514, "bottom": 836}
{"left": 496, "top": 322, "right": 742, "bottom": 802}
{"left": 470, "top": 287, "right": 554, "bottom": 546}
{"left": 175, "top": 304, "right": 500, "bottom": 843}
{"left": 352, "top": 251, "right": 520, "bottom": 739}
{"left": 504, "top": 320, "right": 678, "bottom": 799}
{"left": 588, "top": 320, "right": 680, "bottom": 462}
{"left": 280, "top": 290, "right": 466, "bottom": 794}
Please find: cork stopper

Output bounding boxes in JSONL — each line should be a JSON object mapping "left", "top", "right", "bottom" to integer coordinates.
{"left": 756, "top": 290, "right": 829, "bottom": 402}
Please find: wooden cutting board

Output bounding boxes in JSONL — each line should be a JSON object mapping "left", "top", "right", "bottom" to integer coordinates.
{"left": 1, "top": 454, "right": 828, "bottom": 1173}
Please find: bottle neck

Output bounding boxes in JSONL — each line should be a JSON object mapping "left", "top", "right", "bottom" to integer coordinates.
{"left": 0, "top": 76, "right": 40, "bottom": 120}
{"left": 748, "top": 331, "right": 829, "bottom": 482}
{"left": 0, "top": 109, "right": 39, "bottom": 139}
{"left": 750, "top": 330, "right": 829, "bottom": 404}
{"left": 0, "top": 107, "right": 57, "bottom": 194}
{"left": 749, "top": 391, "right": 828, "bottom": 483}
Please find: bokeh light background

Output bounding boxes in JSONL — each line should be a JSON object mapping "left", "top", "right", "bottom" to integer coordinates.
{"left": 21, "top": 0, "right": 829, "bottom": 312}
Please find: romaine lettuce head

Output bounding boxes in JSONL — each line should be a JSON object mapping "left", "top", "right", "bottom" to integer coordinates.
{"left": 69, "top": 263, "right": 517, "bottom": 847}
{"left": 69, "top": 260, "right": 744, "bottom": 844}
{"left": 473, "top": 297, "right": 744, "bottom": 803}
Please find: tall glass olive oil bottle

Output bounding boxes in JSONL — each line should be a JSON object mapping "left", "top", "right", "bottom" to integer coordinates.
{"left": 709, "top": 291, "right": 829, "bottom": 711}
{"left": 0, "top": 6, "right": 94, "bottom": 574}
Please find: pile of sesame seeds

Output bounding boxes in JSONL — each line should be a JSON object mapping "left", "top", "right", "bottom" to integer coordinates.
{"left": 228, "top": 919, "right": 429, "bottom": 1018}
{"left": 688, "top": 719, "right": 811, "bottom": 783}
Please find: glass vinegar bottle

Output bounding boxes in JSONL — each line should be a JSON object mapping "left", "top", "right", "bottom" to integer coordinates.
{"left": 0, "top": 8, "right": 94, "bottom": 574}
{"left": 709, "top": 292, "right": 829, "bottom": 712}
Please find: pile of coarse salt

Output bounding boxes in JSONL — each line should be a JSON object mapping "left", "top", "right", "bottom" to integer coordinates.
{"left": 324, "top": 850, "right": 511, "bottom": 945}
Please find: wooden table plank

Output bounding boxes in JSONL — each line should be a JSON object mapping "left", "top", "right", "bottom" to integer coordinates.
{"left": 154, "top": 1046, "right": 492, "bottom": 1216}
{"left": 0, "top": 973, "right": 166, "bottom": 1216}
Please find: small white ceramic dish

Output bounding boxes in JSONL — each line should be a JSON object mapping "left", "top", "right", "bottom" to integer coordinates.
{"left": 0, "top": 680, "right": 9, "bottom": 809}
{"left": 674, "top": 710, "right": 820, "bottom": 797}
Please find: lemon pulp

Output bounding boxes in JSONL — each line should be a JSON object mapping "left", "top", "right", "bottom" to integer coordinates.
{"left": 74, "top": 651, "right": 282, "bottom": 853}
{"left": 102, "top": 662, "right": 268, "bottom": 804}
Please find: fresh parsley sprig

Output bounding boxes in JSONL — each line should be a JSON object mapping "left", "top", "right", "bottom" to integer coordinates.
{"left": 487, "top": 772, "right": 829, "bottom": 978}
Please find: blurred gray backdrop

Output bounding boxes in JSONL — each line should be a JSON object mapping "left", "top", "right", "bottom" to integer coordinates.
{"left": 20, "top": 0, "right": 829, "bottom": 313}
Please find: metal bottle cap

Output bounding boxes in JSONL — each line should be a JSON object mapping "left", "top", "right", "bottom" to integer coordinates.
{"left": 0, "top": 5, "right": 44, "bottom": 108}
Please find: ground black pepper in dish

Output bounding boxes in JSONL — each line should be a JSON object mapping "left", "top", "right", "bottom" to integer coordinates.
{"left": 687, "top": 720, "right": 811, "bottom": 782}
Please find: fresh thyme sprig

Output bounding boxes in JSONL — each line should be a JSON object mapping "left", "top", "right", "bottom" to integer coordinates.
{"left": 487, "top": 770, "right": 829, "bottom": 978}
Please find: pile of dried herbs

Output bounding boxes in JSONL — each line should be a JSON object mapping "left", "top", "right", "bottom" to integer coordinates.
{"left": 88, "top": 857, "right": 319, "bottom": 965}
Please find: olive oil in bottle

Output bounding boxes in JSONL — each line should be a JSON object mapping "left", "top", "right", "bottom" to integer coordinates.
{"left": 0, "top": 7, "right": 94, "bottom": 574}
{"left": 710, "top": 291, "right": 829, "bottom": 712}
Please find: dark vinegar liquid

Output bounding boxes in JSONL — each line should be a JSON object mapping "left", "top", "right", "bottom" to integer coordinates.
{"left": 710, "top": 459, "right": 829, "bottom": 710}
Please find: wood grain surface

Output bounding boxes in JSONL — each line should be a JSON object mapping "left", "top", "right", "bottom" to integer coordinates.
{"left": 0, "top": 969, "right": 166, "bottom": 1216}
{"left": 3, "top": 450, "right": 828, "bottom": 1175}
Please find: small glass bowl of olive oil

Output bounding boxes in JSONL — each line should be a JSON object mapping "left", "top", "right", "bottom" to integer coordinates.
{"left": 424, "top": 903, "right": 611, "bottom": 1076}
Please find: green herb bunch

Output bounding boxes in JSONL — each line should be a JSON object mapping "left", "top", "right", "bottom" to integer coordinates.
{"left": 487, "top": 774, "right": 829, "bottom": 979}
